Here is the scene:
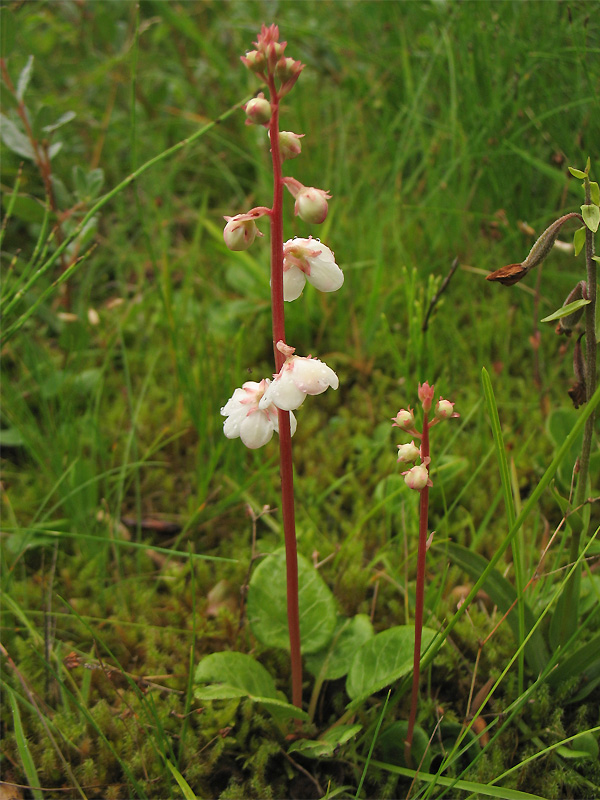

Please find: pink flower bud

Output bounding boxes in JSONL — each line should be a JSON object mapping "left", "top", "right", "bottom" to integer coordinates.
{"left": 418, "top": 382, "right": 435, "bottom": 412}
{"left": 402, "top": 464, "right": 432, "bottom": 491}
{"left": 397, "top": 441, "right": 421, "bottom": 463}
{"left": 275, "top": 131, "right": 304, "bottom": 160}
{"left": 244, "top": 93, "right": 272, "bottom": 126}
{"left": 295, "top": 187, "right": 330, "bottom": 224}
{"left": 391, "top": 409, "right": 415, "bottom": 431}
{"left": 223, "top": 214, "right": 263, "bottom": 251}
{"left": 241, "top": 50, "right": 266, "bottom": 74}
{"left": 435, "top": 398, "right": 458, "bottom": 420}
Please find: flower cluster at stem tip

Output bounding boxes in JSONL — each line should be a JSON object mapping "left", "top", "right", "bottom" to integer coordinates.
{"left": 392, "top": 382, "right": 459, "bottom": 491}
{"left": 220, "top": 25, "right": 343, "bottom": 449}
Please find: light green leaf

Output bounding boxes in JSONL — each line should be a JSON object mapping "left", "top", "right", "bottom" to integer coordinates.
{"left": 581, "top": 203, "right": 600, "bottom": 233}
{"left": 346, "top": 625, "right": 436, "bottom": 702}
{"left": 42, "top": 110, "right": 76, "bottom": 133}
{"left": 590, "top": 181, "right": 600, "bottom": 206}
{"left": 48, "top": 141, "right": 63, "bottom": 160}
{"left": 16, "top": 55, "right": 34, "bottom": 102}
{"left": 568, "top": 167, "right": 587, "bottom": 179}
{"left": 288, "top": 724, "right": 362, "bottom": 758}
{"left": 305, "top": 614, "right": 374, "bottom": 681}
{"left": 540, "top": 298, "right": 590, "bottom": 323}
{"left": 0, "top": 113, "right": 35, "bottom": 160}
{"left": 164, "top": 759, "right": 198, "bottom": 800}
{"left": 6, "top": 687, "right": 43, "bottom": 800}
{"left": 194, "top": 651, "right": 309, "bottom": 721}
{"left": 378, "top": 721, "right": 432, "bottom": 771}
{"left": 573, "top": 226, "right": 586, "bottom": 256}
{"left": 247, "top": 549, "right": 337, "bottom": 654}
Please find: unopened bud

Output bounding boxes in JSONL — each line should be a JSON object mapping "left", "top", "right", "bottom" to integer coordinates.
{"left": 296, "top": 187, "right": 330, "bottom": 224}
{"left": 435, "top": 398, "right": 457, "bottom": 420}
{"left": 418, "top": 382, "right": 435, "bottom": 412}
{"left": 397, "top": 441, "right": 421, "bottom": 463}
{"left": 402, "top": 463, "right": 431, "bottom": 491}
{"left": 276, "top": 56, "right": 303, "bottom": 82}
{"left": 277, "top": 131, "right": 304, "bottom": 160}
{"left": 392, "top": 409, "right": 415, "bottom": 431}
{"left": 223, "top": 215, "right": 261, "bottom": 251}
{"left": 241, "top": 50, "right": 266, "bottom": 74}
{"left": 244, "top": 94, "right": 272, "bottom": 126}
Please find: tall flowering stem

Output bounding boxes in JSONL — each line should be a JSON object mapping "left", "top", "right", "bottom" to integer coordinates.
{"left": 393, "top": 386, "right": 458, "bottom": 765}
{"left": 266, "top": 73, "right": 303, "bottom": 710}
{"left": 222, "top": 26, "right": 342, "bottom": 713}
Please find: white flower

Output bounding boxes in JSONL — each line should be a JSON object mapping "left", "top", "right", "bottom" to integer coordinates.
{"left": 282, "top": 237, "right": 344, "bottom": 301}
{"left": 259, "top": 346, "right": 339, "bottom": 411}
{"left": 221, "top": 379, "right": 296, "bottom": 449}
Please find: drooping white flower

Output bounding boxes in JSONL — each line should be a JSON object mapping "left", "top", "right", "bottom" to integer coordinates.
{"left": 259, "top": 343, "right": 339, "bottom": 411}
{"left": 221, "top": 379, "right": 296, "bottom": 449}
{"left": 282, "top": 237, "right": 344, "bottom": 301}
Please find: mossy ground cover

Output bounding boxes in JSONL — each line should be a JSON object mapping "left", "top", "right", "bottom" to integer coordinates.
{"left": 1, "top": 2, "right": 599, "bottom": 798}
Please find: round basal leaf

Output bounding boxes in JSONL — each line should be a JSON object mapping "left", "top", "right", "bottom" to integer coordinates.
{"left": 346, "top": 625, "right": 436, "bottom": 701}
{"left": 378, "top": 721, "right": 432, "bottom": 771}
{"left": 288, "top": 724, "right": 362, "bottom": 759}
{"left": 305, "top": 614, "right": 374, "bottom": 681}
{"left": 247, "top": 548, "right": 337, "bottom": 654}
{"left": 195, "top": 651, "right": 277, "bottom": 700}
{"left": 581, "top": 203, "right": 600, "bottom": 233}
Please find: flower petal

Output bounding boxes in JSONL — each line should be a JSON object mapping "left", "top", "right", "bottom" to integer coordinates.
{"left": 283, "top": 265, "right": 307, "bottom": 301}
{"left": 260, "top": 372, "right": 307, "bottom": 411}
{"left": 289, "top": 357, "right": 339, "bottom": 395}
{"left": 239, "top": 411, "right": 274, "bottom": 448}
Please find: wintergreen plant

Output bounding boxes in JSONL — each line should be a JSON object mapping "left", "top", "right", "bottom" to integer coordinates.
{"left": 219, "top": 25, "right": 343, "bottom": 711}
{"left": 486, "top": 159, "right": 598, "bottom": 647}
{"left": 392, "top": 382, "right": 459, "bottom": 764}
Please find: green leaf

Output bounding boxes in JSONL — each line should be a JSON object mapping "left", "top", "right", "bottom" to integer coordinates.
{"left": 16, "top": 55, "right": 34, "bottom": 102}
{"left": 346, "top": 625, "right": 436, "bottom": 702}
{"left": 1, "top": 193, "right": 46, "bottom": 223}
{"left": 548, "top": 633, "right": 600, "bottom": 687}
{"left": 288, "top": 724, "right": 362, "bottom": 758}
{"left": 194, "top": 651, "right": 308, "bottom": 720}
{"left": 247, "top": 549, "right": 337, "bottom": 654}
{"left": 0, "top": 113, "right": 35, "bottom": 160}
{"left": 556, "top": 732, "right": 598, "bottom": 761}
{"left": 6, "top": 687, "right": 43, "bottom": 800}
{"left": 568, "top": 167, "right": 587, "bottom": 179}
{"left": 590, "top": 181, "right": 600, "bottom": 206}
{"left": 0, "top": 427, "right": 25, "bottom": 447}
{"left": 87, "top": 168, "right": 105, "bottom": 199}
{"left": 305, "top": 614, "right": 374, "bottom": 681}
{"left": 378, "top": 721, "right": 432, "bottom": 771}
{"left": 42, "top": 110, "right": 76, "bottom": 134}
{"left": 164, "top": 759, "right": 198, "bottom": 800}
{"left": 445, "top": 542, "right": 549, "bottom": 674}
{"left": 581, "top": 203, "right": 600, "bottom": 233}
{"left": 540, "top": 298, "right": 590, "bottom": 323}
{"left": 573, "top": 226, "right": 586, "bottom": 256}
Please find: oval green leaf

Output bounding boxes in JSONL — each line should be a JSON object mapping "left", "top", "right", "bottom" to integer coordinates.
{"left": 305, "top": 614, "right": 374, "bottom": 681}
{"left": 581, "top": 203, "right": 600, "bottom": 233}
{"left": 346, "top": 625, "right": 436, "bottom": 701}
{"left": 247, "top": 549, "right": 337, "bottom": 654}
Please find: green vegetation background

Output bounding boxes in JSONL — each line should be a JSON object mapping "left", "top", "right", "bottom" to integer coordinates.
{"left": 1, "top": 1, "right": 599, "bottom": 798}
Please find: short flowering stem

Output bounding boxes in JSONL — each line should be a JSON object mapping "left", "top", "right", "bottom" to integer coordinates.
{"left": 267, "top": 74, "right": 303, "bottom": 710}
{"left": 405, "top": 411, "right": 430, "bottom": 766}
